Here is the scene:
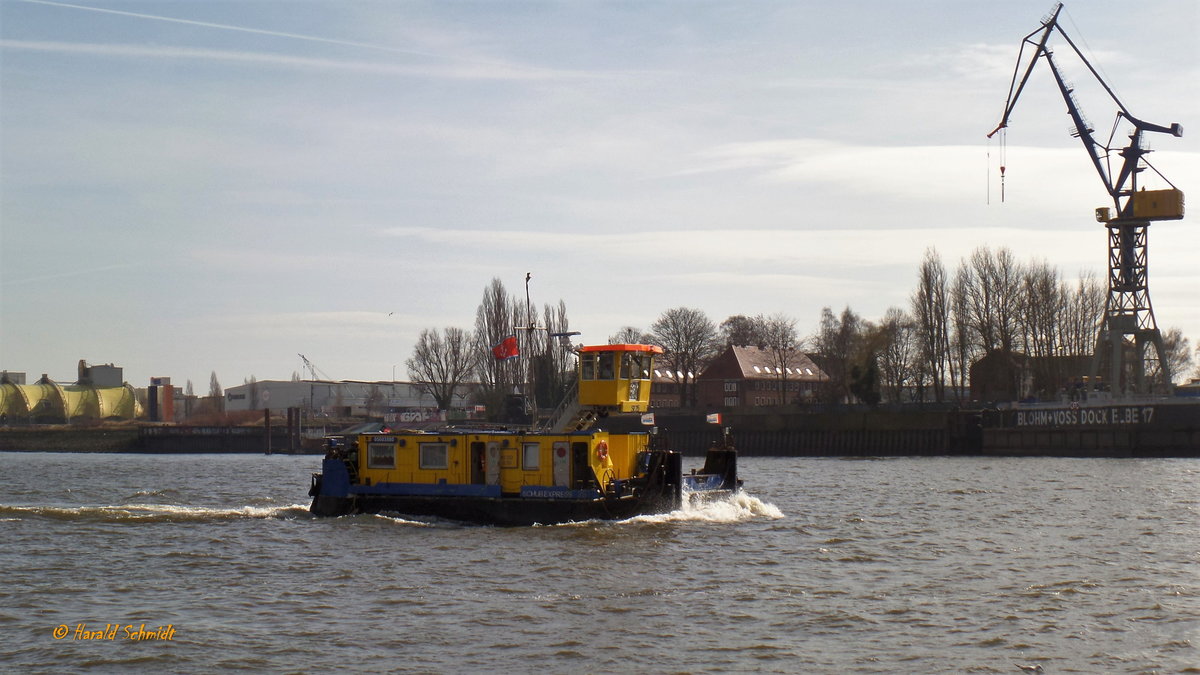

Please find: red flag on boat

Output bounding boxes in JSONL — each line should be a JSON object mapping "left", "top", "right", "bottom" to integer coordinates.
{"left": 492, "top": 335, "right": 519, "bottom": 360}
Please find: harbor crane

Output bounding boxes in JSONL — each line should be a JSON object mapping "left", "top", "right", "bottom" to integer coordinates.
{"left": 297, "top": 353, "right": 333, "bottom": 381}
{"left": 988, "top": 2, "right": 1185, "bottom": 397}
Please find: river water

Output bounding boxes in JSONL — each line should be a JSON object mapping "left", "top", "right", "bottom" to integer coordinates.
{"left": 2, "top": 452, "right": 1197, "bottom": 674}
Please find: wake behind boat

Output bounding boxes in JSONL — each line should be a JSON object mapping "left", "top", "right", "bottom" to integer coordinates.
{"left": 308, "top": 343, "right": 741, "bottom": 526}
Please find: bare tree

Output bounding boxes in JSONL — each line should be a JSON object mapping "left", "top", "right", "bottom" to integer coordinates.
{"left": 246, "top": 375, "right": 259, "bottom": 409}
{"left": 949, "top": 264, "right": 974, "bottom": 401}
{"left": 849, "top": 320, "right": 884, "bottom": 407}
{"left": 910, "top": 247, "right": 1104, "bottom": 402}
{"left": 1060, "top": 271, "right": 1105, "bottom": 357}
{"left": 1158, "top": 327, "right": 1193, "bottom": 385}
{"left": 911, "top": 248, "right": 950, "bottom": 402}
{"left": 208, "top": 371, "right": 224, "bottom": 415}
{"left": 757, "top": 313, "right": 803, "bottom": 401}
{"left": 719, "top": 315, "right": 768, "bottom": 347}
{"left": 991, "top": 247, "right": 1024, "bottom": 354}
{"left": 473, "top": 278, "right": 520, "bottom": 418}
{"left": 1019, "top": 260, "right": 1064, "bottom": 397}
{"left": 650, "top": 307, "right": 719, "bottom": 408}
{"left": 877, "top": 307, "right": 917, "bottom": 404}
{"left": 812, "top": 306, "right": 864, "bottom": 404}
{"left": 406, "top": 327, "right": 476, "bottom": 410}
{"left": 534, "top": 300, "right": 574, "bottom": 409}
{"left": 609, "top": 326, "right": 651, "bottom": 344}
{"left": 960, "top": 246, "right": 1023, "bottom": 355}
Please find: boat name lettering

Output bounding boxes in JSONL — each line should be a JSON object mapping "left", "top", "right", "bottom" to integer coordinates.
{"left": 522, "top": 488, "right": 574, "bottom": 499}
{"left": 1013, "top": 406, "right": 1154, "bottom": 427}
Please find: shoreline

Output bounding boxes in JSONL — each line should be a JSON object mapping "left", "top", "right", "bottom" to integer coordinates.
{"left": 4, "top": 401, "right": 1198, "bottom": 457}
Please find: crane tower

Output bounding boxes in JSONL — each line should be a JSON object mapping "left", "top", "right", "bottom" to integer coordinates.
{"left": 988, "top": 3, "right": 1185, "bottom": 397}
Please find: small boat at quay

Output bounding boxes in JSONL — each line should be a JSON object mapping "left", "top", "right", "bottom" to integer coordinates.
{"left": 308, "top": 343, "right": 741, "bottom": 525}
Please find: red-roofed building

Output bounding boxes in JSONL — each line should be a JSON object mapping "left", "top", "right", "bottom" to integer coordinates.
{"left": 648, "top": 355, "right": 690, "bottom": 409}
{"left": 696, "top": 345, "right": 828, "bottom": 409}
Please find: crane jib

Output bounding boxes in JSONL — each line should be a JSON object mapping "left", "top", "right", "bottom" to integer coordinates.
{"left": 988, "top": 3, "right": 1183, "bottom": 212}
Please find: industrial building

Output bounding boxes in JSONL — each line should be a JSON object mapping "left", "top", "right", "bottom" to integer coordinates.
{"left": 221, "top": 379, "right": 483, "bottom": 425}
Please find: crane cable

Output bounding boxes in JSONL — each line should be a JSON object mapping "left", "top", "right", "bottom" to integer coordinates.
{"left": 989, "top": 130, "right": 1007, "bottom": 205}
{"left": 999, "top": 128, "right": 1007, "bottom": 203}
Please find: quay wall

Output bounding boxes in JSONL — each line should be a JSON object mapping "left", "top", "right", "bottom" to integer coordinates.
{"left": 623, "top": 402, "right": 1200, "bottom": 458}
{"left": 0, "top": 426, "right": 314, "bottom": 453}
{"left": 0, "top": 427, "right": 140, "bottom": 453}
{"left": 625, "top": 409, "right": 959, "bottom": 458}
{"left": 978, "top": 402, "right": 1200, "bottom": 457}
{"left": 3, "top": 401, "right": 1198, "bottom": 456}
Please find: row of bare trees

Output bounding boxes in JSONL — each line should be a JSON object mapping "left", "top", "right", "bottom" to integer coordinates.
{"left": 614, "top": 246, "right": 1184, "bottom": 406}
{"left": 408, "top": 249, "right": 1195, "bottom": 416}
{"left": 906, "top": 246, "right": 1110, "bottom": 402}
{"left": 821, "top": 245, "right": 1194, "bottom": 403}
{"left": 406, "top": 277, "right": 574, "bottom": 419}
{"left": 612, "top": 310, "right": 801, "bottom": 408}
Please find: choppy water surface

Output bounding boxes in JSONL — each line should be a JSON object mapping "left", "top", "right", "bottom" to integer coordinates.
{"left": 2, "top": 452, "right": 1197, "bottom": 674}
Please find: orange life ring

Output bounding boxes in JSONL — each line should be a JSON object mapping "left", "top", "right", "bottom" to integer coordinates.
{"left": 596, "top": 441, "right": 609, "bottom": 462}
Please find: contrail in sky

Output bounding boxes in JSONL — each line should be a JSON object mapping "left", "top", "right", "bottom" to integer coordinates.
{"left": 0, "top": 263, "right": 142, "bottom": 286}
{"left": 18, "top": 0, "right": 462, "bottom": 62}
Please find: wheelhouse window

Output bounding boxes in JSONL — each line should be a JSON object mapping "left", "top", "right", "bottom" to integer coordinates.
{"left": 596, "top": 352, "right": 615, "bottom": 380}
{"left": 580, "top": 352, "right": 597, "bottom": 380}
{"left": 367, "top": 441, "right": 395, "bottom": 469}
{"left": 621, "top": 352, "right": 651, "bottom": 379}
{"left": 522, "top": 442, "right": 540, "bottom": 470}
{"left": 419, "top": 442, "right": 449, "bottom": 470}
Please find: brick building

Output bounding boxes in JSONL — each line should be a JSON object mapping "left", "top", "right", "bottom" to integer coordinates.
{"left": 695, "top": 346, "right": 828, "bottom": 409}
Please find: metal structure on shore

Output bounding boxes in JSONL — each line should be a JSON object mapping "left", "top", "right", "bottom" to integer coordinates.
{"left": 988, "top": 3, "right": 1185, "bottom": 397}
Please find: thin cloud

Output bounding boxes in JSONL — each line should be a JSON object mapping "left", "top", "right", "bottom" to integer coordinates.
{"left": 11, "top": 0, "right": 602, "bottom": 80}
{"left": 378, "top": 224, "right": 1100, "bottom": 270}
{"left": 0, "top": 39, "right": 579, "bottom": 81}
{"left": 0, "top": 263, "right": 141, "bottom": 286}
{"left": 19, "top": 0, "right": 467, "bottom": 61}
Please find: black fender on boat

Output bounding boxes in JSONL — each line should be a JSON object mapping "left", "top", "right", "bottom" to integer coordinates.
{"left": 700, "top": 448, "right": 739, "bottom": 491}
{"left": 639, "top": 450, "right": 683, "bottom": 512}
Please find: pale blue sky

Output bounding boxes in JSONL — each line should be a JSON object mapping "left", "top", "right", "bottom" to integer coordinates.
{"left": 2, "top": 0, "right": 1197, "bottom": 390}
